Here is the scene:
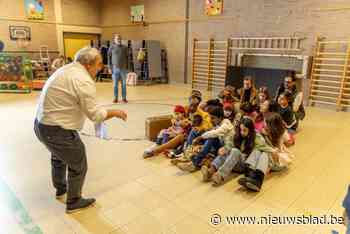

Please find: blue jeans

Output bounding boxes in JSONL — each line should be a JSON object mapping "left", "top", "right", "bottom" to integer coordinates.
{"left": 112, "top": 67, "right": 127, "bottom": 100}
{"left": 156, "top": 133, "right": 170, "bottom": 145}
{"left": 186, "top": 129, "right": 201, "bottom": 147}
{"left": 191, "top": 138, "right": 222, "bottom": 168}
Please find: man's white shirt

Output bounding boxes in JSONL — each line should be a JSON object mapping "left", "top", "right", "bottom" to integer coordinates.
{"left": 36, "top": 62, "right": 107, "bottom": 130}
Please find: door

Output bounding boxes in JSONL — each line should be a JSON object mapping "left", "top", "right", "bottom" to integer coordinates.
{"left": 63, "top": 33, "right": 100, "bottom": 60}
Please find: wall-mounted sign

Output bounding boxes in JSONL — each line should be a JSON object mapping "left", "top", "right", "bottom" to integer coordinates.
{"left": 131, "top": 5, "right": 145, "bottom": 23}
{"left": 205, "top": 0, "right": 223, "bottom": 16}
{"left": 25, "top": 0, "right": 44, "bottom": 20}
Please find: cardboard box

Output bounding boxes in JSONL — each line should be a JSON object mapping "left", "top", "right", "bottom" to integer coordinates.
{"left": 145, "top": 115, "right": 172, "bottom": 141}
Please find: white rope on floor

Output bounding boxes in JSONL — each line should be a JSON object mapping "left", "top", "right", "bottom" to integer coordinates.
{"left": 80, "top": 132, "right": 147, "bottom": 142}
{"left": 81, "top": 99, "right": 183, "bottom": 142}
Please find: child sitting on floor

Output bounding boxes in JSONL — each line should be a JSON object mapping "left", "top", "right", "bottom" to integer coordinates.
{"left": 176, "top": 106, "right": 234, "bottom": 173}
{"left": 257, "top": 86, "right": 270, "bottom": 107}
{"left": 200, "top": 98, "right": 223, "bottom": 112}
{"left": 223, "top": 102, "right": 236, "bottom": 124}
{"left": 218, "top": 85, "right": 240, "bottom": 105}
{"left": 237, "top": 112, "right": 294, "bottom": 192}
{"left": 261, "top": 99, "right": 295, "bottom": 146}
{"left": 255, "top": 87, "right": 270, "bottom": 133}
{"left": 143, "top": 90, "right": 208, "bottom": 159}
{"left": 156, "top": 105, "right": 187, "bottom": 145}
{"left": 239, "top": 76, "right": 258, "bottom": 109}
{"left": 180, "top": 102, "right": 213, "bottom": 153}
{"left": 209, "top": 117, "right": 276, "bottom": 186}
{"left": 143, "top": 105, "right": 187, "bottom": 158}
{"left": 278, "top": 91, "right": 298, "bottom": 133}
{"left": 168, "top": 114, "right": 203, "bottom": 160}
{"left": 277, "top": 91, "right": 297, "bottom": 146}
{"left": 242, "top": 102, "right": 257, "bottom": 120}
{"left": 235, "top": 102, "right": 258, "bottom": 124}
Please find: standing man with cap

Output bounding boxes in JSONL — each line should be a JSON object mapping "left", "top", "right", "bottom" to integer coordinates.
{"left": 108, "top": 34, "right": 129, "bottom": 103}
{"left": 34, "top": 47, "right": 127, "bottom": 214}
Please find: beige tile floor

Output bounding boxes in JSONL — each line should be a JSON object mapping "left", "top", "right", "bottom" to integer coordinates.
{"left": 0, "top": 83, "right": 349, "bottom": 234}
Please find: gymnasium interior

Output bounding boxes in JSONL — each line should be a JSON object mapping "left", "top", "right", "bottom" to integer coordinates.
{"left": 1, "top": 1, "right": 350, "bottom": 234}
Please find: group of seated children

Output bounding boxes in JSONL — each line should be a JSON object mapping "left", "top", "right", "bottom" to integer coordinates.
{"left": 143, "top": 73, "right": 305, "bottom": 192}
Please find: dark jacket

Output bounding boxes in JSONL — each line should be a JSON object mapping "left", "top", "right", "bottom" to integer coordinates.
{"left": 275, "top": 84, "right": 305, "bottom": 121}
{"left": 108, "top": 43, "right": 129, "bottom": 70}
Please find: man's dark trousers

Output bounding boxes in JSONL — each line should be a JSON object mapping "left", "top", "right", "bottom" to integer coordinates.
{"left": 34, "top": 119, "right": 87, "bottom": 202}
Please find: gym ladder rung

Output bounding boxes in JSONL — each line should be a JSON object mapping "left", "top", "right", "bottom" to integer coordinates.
{"left": 313, "top": 74, "right": 343, "bottom": 78}
{"left": 312, "top": 80, "right": 341, "bottom": 84}
{"left": 319, "top": 41, "right": 348, "bottom": 44}
{"left": 313, "top": 69, "right": 343, "bottom": 73}
{"left": 317, "top": 52, "right": 347, "bottom": 56}
{"left": 193, "top": 71, "right": 209, "bottom": 76}
{"left": 311, "top": 84, "right": 340, "bottom": 89}
{"left": 314, "top": 58, "right": 346, "bottom": 61}
{"left": 210, "top": 62, "right": 226, "bottom": 65}
{"left": 193, "top": 80, "right": 209, "bottom": 84}
{"left": 311, "top": 90, "right": 340, "bottom": 95}
{"left": 310, "top": 94, "right": 338, "bottom": 100}
{"left": 310, "top": 100, "right": 337, "bottom": 105}
{"left": 211, "top": 74, "right": 226, "bottom": 79}
{"left": 314, "top": 63, "right": 345, "bottom": 67}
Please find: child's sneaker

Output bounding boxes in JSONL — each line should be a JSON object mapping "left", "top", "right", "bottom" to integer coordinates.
{"left": 170, "top": 158, "right": 180, "bottom": 165}
{"left": 173, "top": 146, "right": 184, "bottom": 155}
{"left": 167, "top": 148, "right": 185, "bottom": 159}
{"left": 174, "top": 152, "right": 183, "bottom": 158}
{"left": 212, "top": 172, "right": 225, "bottom": 186}
{"left": 143, "top": 148, "right": 154, "bottom": 158}
{"left": 238, "top": 176, "right": 248, "bottom": 187}
{"left": 143, "top": 144, "right": 158, "bottom": 158}
{"left": 143, "top": 151, "right": 154, "bottom": 158}
{"left": 201, "top": 165, "right": 211, "bottom": 182}
{"left": 177, "top": 162, "right": 197, "bottom": 172}
{"left": 163, "top": 150, "right": 173, "bottom": 158}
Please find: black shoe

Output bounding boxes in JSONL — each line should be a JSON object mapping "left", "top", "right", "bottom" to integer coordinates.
{"left": 238, "top": 177, "right": 248, "bottom": 187}
{"left": 245, "top": 170, "right": 265, "bottom": 192}
{"left": 243, "top": 164, "right": 254, "bottom": 177}
{"left": 113, "top": 98, "right": 118, "bottom": 103}
{"left": 56, "top": 189, "right": 66, "bottom": 199}
{"left": 238, "top": 166, "right": 254, "bottom": 187}
{"left": 66, "top": 198, "right": 96, "bottom": 214}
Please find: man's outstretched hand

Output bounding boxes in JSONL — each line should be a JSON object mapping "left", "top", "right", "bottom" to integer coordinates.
{"left": 115, "top": 110, "right": 127, "bottom": 121}
{"left": 106, "top": 110, "right": 127, "bottom": 121}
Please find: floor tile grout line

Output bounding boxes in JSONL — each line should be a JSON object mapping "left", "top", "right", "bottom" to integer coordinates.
{"left": 233, "top": 148, "right": 346, "bottom": 232}
{"left": 263, "top": 151, "right": 350, "bottom": 233}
